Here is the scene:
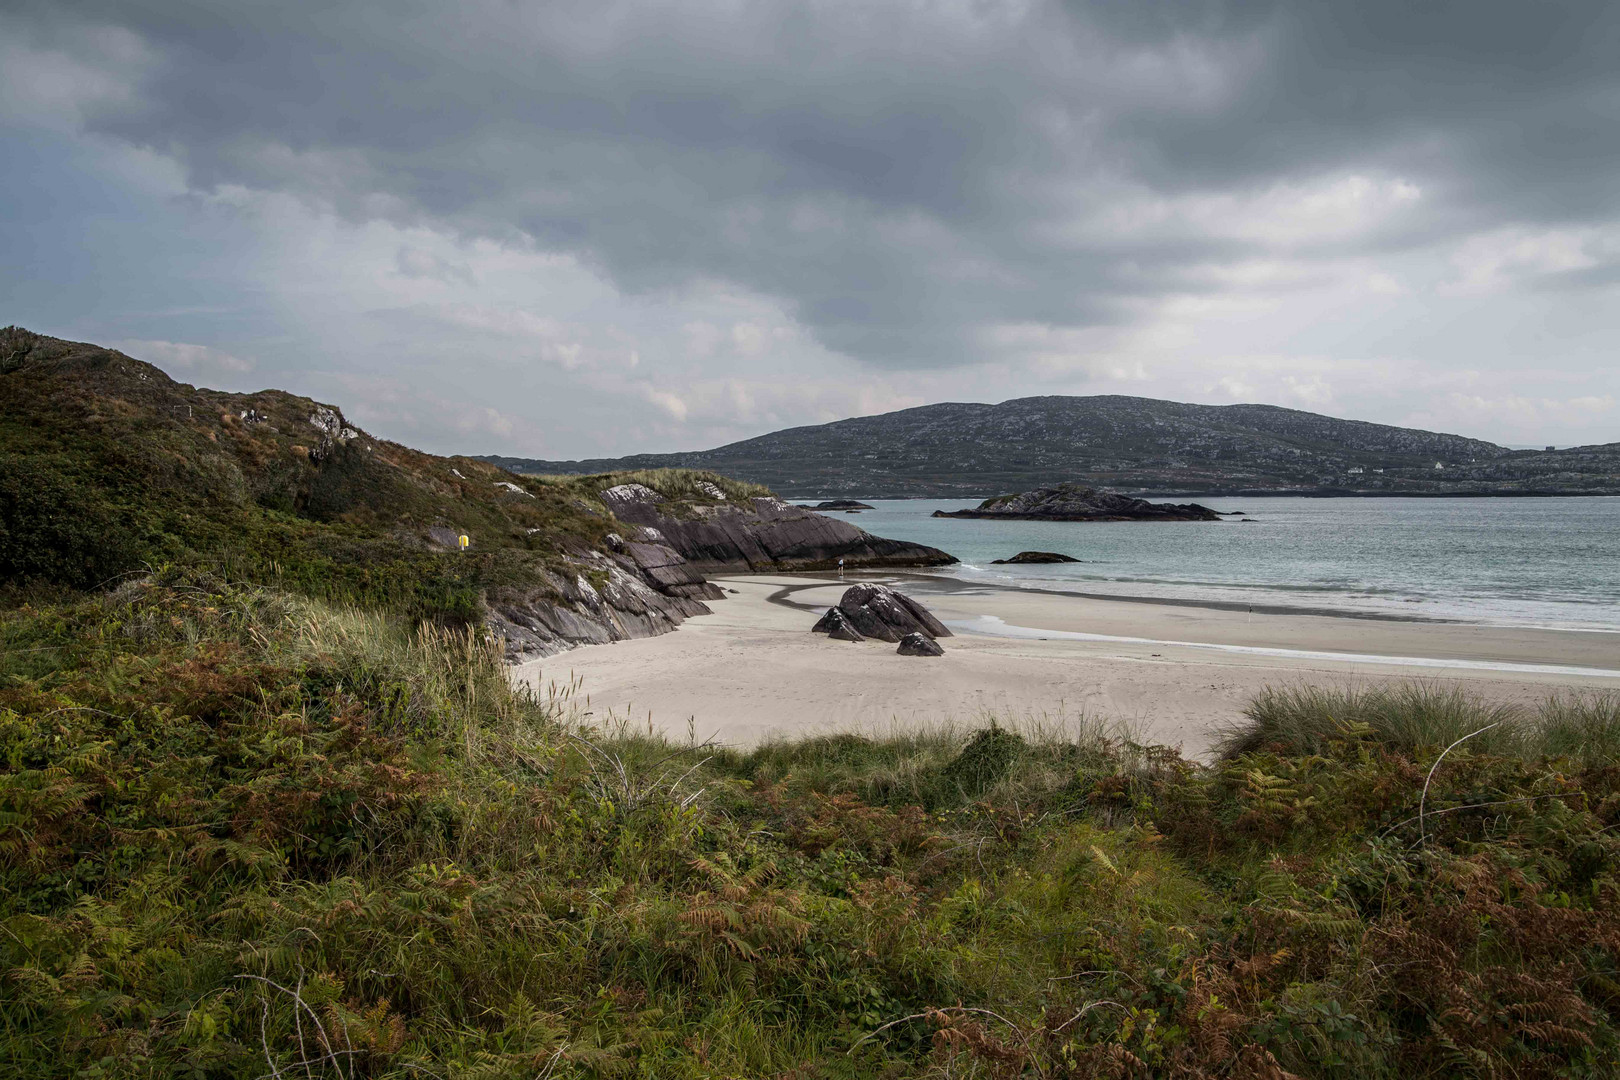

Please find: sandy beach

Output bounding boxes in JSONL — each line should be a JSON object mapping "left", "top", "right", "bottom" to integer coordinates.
{"left": 514, "top": 574, "right": 1620, "bottom": 758}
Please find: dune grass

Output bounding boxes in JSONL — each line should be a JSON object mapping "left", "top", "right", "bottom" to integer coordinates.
{"left": 4, "top": 574, "right": 1620, "bottom": 1078}
{"left": 1216, "top": 681, "right": 1620, "bottom": 764}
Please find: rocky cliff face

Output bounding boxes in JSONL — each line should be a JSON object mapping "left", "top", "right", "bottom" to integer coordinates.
{"left": 933, "top": 483, "right": 1221, "bottom": 522}
{"left": 487, "top": 537, "right": 723, "bottom": 661}
{"left": 597, "top": 483, "right": 956, "bottom": 571}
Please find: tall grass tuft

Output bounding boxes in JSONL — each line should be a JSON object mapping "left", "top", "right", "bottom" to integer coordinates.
{"left": 1220, "top": 681, "right": 1620, "bottom": 765}
{"left": 729, "top": 711, "right": 1132, "bottom": 811}
{"left": 1218, "top": 682, "right": 1532, "bottom": 759}
{"left": 1539, "top": 690, "right": 1620, "bottom": 764}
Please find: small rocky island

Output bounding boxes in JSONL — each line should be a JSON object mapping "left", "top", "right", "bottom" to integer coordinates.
{"left": 795, "top": 499, "right": 876, "bottom": 511}
{"left": 934, "top": 483, "right": 1221, "bottom": 522}
{"left": 991, "top": 551, "right": 1081, "bottom": 564}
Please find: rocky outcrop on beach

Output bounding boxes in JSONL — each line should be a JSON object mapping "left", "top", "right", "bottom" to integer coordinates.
{"left": 933, "top": 483, "right": 1221, "bottom": 522}
{"left": 600, "top": 484, "right": 955, "bottom": 572}
{"left": 896, "top": 632, "right": 945, "bottom": 656}
{"left": 811, "top": 606, "right": 866, "bottom": 642}
{"left": 830, "top": 583, "right": 951, "bottom": 643}
{"left": 488, "top": 535, "right": 724, "bottom": 661}
{"left": 991, "top": 551, "right": 1081, "bottom": 564}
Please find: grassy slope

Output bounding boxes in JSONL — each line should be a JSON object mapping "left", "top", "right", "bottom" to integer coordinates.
{"left": 4, "top": 572, "right": 1620, "bottom": 1079}
{"left": 0, "top": 328, "right": 759, "bottom": 622}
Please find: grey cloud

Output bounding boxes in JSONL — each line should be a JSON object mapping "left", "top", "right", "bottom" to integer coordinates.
{"left": 7, "top": 0, "right": 1620, "bottom": 372}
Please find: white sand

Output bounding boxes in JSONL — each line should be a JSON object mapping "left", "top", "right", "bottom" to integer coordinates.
{"left": 514, "top": 574, "right": 1620, "bottom": 758}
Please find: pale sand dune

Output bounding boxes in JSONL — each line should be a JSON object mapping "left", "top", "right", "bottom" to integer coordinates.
{"left": 513, "top": 574, "right": 1620, "bottom": 759}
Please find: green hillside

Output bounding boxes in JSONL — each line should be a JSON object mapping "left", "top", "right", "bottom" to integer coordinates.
{"left": 0, "top": 327, "right": 758, "bottom": 621}
{"left": 486, "top": 395, "right": 1620, "bottom": 498}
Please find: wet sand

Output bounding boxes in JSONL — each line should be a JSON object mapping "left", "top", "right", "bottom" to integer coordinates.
{"left": 513, "top": 574, "right": 1620, "bottom": 759}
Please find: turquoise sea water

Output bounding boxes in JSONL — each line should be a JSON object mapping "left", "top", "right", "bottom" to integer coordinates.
{"left": 834, "top": 497, "right": 1620, "bottom": 632}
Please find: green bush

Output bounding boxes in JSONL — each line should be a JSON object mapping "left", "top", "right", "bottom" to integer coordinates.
{"left": 0, "top": 459, "right": 154, "bottom": 589}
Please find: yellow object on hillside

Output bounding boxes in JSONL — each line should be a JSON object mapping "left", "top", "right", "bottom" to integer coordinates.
{"left": 458, "top": 534, "right": 469, "bottom": 551}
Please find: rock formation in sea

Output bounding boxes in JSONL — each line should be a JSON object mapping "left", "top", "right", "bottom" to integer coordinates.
{"left": 990, "top": 551, "right": 1081, "bottom": 564}
{"left": 794, "top": 499, "right": 876, "bottom": 511}
{"left": 602, "top": 484, "right": 955, "bottom": 572}
{"left": 933, "top": 483, "right": 1221, "bottom": 522}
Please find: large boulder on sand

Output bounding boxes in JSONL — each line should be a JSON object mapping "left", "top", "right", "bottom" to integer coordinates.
{"left": 812, "top": 607, "right": 866, "bottom": 642}
{"left": 896, "top": 632, "right": 944, "bottom": 656}
{"left": 836, "top": 583, "right": 951, "bottom": 643}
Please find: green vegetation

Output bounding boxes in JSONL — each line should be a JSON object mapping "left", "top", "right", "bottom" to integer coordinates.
{"left": 5, "top": 572, "right": 1620, "bottom": 1078}
{"left": 1220, "top": 683, "right": 1620, "bottom": 763}
{"left": 7, "top": 327, "right": 1620, "bottom": 1076}
{"left": 0, "top": 329, "right": 749, "bottom": 625}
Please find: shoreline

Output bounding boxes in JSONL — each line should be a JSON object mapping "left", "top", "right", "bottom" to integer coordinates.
{"left": 768, "top": 572, "right": 1463, "bottom": 625}
{"left": 516, "top": 573, "right": 1620, "bottom": 758}
{"left": 779, "top": 491, "right": 1620, "bottom": 500}
{"left": 772, "top": 571, "right": 1620, "bottom": 632}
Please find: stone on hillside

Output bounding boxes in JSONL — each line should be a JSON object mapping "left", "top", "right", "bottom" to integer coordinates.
{"left": 836, "top": 583, "right": 951, "bottom": 643}
{"left": 896, "top": 632, "right": 944, "bottom": 656}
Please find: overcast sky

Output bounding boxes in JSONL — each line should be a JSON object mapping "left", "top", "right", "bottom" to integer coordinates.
{"left": 3, "top": 1, "right": 1617, "bottom": 456}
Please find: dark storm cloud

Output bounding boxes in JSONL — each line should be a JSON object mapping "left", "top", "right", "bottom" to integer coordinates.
{"left": 8, "top": 0, "right": 1620, "bottom": 368}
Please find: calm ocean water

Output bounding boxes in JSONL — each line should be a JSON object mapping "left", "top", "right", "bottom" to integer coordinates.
{"left": 834, "top": 497, "right": 1620, "bottom": 632}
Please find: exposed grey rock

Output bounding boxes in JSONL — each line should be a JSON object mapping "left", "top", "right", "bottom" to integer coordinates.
{"left": 488, "top": 546, "right": 716, "bottom": 662}
{"left": 836, "top": 583, "right": 951, "bottom": 643}
{"left": 623, "top": 540, "right": 725, "bottom": 600}
{"left": 605, "top": 493, "right": 954, "bottom": 572}
{"left": 812, "top": 607, "right": 866, "bottom": 642}
{"left": 601, "top": 482, "right": 664, "bottom": 506}
{"left": 426, "top": 525, "right": 462, "bottom": 550}
{"left": 991, "top": 551, "right": 1081, "bottom": 564}
{"left": 933, "top": 483, "right": 1220, "bottom": 522}
{"left": 485, "top": 537, "right": 722, "bottom": 661}
{"left": 896, "top": 632, "right": 945, "bottom": 656}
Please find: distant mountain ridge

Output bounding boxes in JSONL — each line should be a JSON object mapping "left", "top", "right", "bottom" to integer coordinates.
{"left": 480, "top": 394, "right": 1620, "bottom": 498}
